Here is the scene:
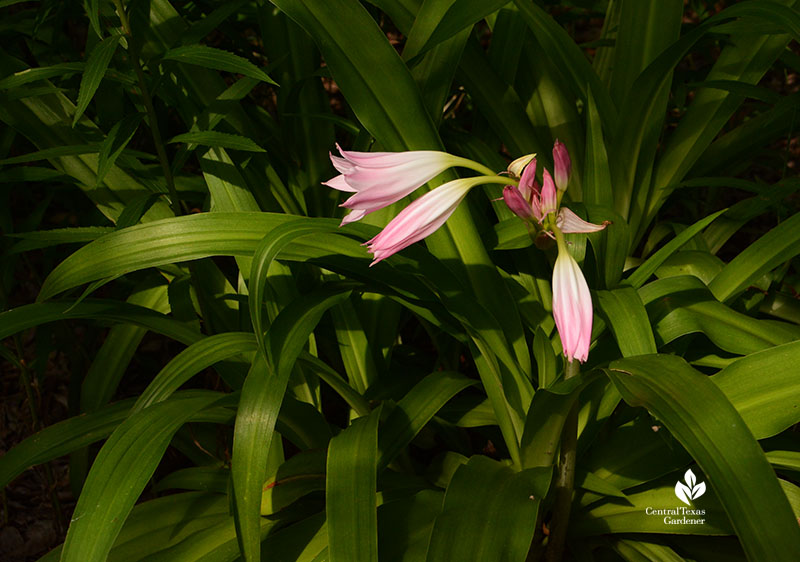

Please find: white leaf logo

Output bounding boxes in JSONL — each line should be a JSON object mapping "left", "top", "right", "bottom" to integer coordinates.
{"left": 675, "top": 469, "right": 706, "bottom": 505}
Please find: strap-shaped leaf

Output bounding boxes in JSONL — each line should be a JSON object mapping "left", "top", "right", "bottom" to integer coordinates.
{"left": 0, "top": 299, "right": 201, "bottom": 344}
{"left": 0, "top": 62, "right": 85, "bottom": 89}
{"left": 232, "top": 285, "right": 351, "bottom": 560}
{"left": 60, "top": 392, "right": 224, "bottom": 562}
{"left": 607, "top": 355, "right": 800, "bottom": 561}
{"left": 0, "top": 399, "right": 133, "bottom": 489}
{"left": 520, "top": 371, "right": 600, "bottom": 469}
{"left": 169, "top": 131, "right": 265, "bottom": 152}
{"left": 596, "top": 287, "right": 657, "bottom": 357}
{"left": 0, "top": 144, "right": 100, "bottom": 165}
{"left": 248, "top": 219, "right": 341, "bottom": 356}
{"left": 378, "top": 371, "right": 475, "bottom": 468}
{"left": 712, "top": 340, "right": 800, "bottom": 438}
{"left": 512, "top": 0, "right": 617, "bottom": 130}
{"left": 425, "top": 456, "right": 552, "bottom": 562}
{"left": 327, "top": 408, "right": 382, "bottom": 562}
{"left": 161, "top": 45, "right": 278, "bottom": 85}
{"left": 626, "top": 210, "right": 726, "bottom": 289}
{"left": 639, "top": 275, "right": 800, "bottom": 354}
{"left": 134, "top": 332, "right": 257, "bottom": 411}
{"left": 709, "top": 211, "right": 800, "bottom": 302}
{"left": 404, "top": 0, "right": 508, "bottom": 61}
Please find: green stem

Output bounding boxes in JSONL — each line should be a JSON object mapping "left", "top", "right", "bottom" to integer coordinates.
{"left": 544, "top": 359, "right": 580, "bottom": 562}
{"left": 450, "top": 155, "right": 509, "bottom": 179}
{"left": 113, "top": 0, "right": 181, "bottom": 217}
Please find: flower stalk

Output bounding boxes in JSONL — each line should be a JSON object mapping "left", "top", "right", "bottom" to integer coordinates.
{"left": 543, "top": 359, "right": 579, "bottom": 562}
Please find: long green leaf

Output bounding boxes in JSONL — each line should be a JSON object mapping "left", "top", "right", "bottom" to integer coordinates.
{"left": 596, "top": 287, "right": 657, "bottom": 356}
{"left": 425, "top": 456, "right": 551, "bottom": 562}
{"left": 405, "top": 0, "right": 508, "bottom": 60}
{"left": 512, "top": 0, "right": 617, "bottom": 130}
{"left": 134, "top": 332, "right": 257, "bottom": 411}
{"left": 626, "top": 209, "right": 726, "bottom": 289}
{"left": 712, "top": 340, "right": 800, "bottom": 438}
{"left": 169, "top": 130, "right": 265, "bottom": 152}
{"left": 327, "top": 408, "right": 381, "bottom": 562}
{"left": 232, "top": 286, "right": 350, "bottom": 560}
{"left": 607, "top": 355, "right": 800, "bottom": 561}
{"left": 520, "top": 371, "right": 600, "bottom": 469}
{"left": 96, "top": 113, "right": 143, "bottom": 187}
{"left": 709, "top": 211, "right": 800, "bottom": 302}
{"left": 0, "top": 399, "right": 133, "bottom": 489}
{"left": 0, "top": 299, "right": 200, "bottom": 345}
{"left": 60, "top": 393, "right": 224, "bottom": 562}
{"left": 378, "top": 371, "right": 475, "bottom": 468}
{"left": 640, "top": 276, "right": 800, "bottom": 354}
{"left": 161, "top": 45, "right": 278, "bottom": 85}
{"left": 0, "top": 62, "right": 85, "bottom": 89}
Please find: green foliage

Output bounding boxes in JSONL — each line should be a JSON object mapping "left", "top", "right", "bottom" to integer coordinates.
{"left": 1, "top": 0, "right": 799, "bottom": 561}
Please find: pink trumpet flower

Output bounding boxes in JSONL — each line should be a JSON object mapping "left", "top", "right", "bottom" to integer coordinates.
{"left": 365, "top": 176, "right": 494, "bottom": 265}
{"left": 324, "top": 144, "right": 467, "bottom": 225}
{"left": 552, "top": 249, "right": 593, "bottom": 363}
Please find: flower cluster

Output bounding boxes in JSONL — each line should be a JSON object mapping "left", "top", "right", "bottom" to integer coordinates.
{"left": 323, "top": 143, "right": 504, "bottom": 262}
{"left": 322, "top": 141, "right": 608, "bottom": 363}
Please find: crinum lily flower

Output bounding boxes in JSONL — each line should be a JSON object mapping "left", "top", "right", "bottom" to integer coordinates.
{"left": 323, "top": 141, "right": 607, "bottom": 362}
{"left": 324, "top": 144, "right": 494, "bottom": 226}
{"left": 323, "top": 145, "right": 506, "bottom": 263}
{"left": 502, "top": 142, "right": 609, "bottom": 363}
{"left": 365, "top": 176, "right": 504, "bottom": 265}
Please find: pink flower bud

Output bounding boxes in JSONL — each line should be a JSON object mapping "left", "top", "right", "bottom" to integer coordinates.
{"left": 518, "top": 158, "right": 538, "bottom": 203}
{"left": 540, "top": 170, "right": 557, "bottom": 217}
{"left": 502, "top": 186, "right": 535, "bottom": 221}
{"left": 552, "top": 249, "right": 593, "bottom": 362}
{"left": 552, "top": 139, "right": 571, "bottom": 193}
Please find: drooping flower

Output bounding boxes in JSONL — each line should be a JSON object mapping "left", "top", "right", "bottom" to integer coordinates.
{"left": 365, "top": 176, "right": 501, "bottom": 265}
{"left": 324, "top": 144, "right": 473, "bottom": 225}
{"left": 552, "top": 247, "right": 593, "bottom": 363}
{"left": 324, "top": 144, "right": 514, "bottom": 261}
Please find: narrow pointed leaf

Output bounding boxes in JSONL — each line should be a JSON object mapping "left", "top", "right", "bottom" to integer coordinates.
{"left": 161, "top": 45, "right": 278, "bottom": 85}
{"left": 73, "top": 34, "right": 122, "bottom": 126}
{"left": 168, "top": 131, "right": 265, "bottom": 152}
